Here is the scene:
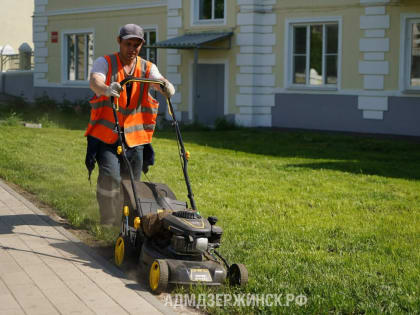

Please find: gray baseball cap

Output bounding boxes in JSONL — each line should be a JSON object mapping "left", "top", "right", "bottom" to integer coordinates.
{"left": 119, "top": 24, "right": 145, "bottom": 41}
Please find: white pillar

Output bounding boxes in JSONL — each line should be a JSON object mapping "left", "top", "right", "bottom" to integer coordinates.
{"left": 166, "top": 0, "right": 183, "bottom": 120}
{"left": 235, "top": 0, "right": 276, "bottom": 127}
{"left": 358, "top": 0, "right": 391, "bottom": 120}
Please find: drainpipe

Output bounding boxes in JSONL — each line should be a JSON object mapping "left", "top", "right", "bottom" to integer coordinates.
{"left": 193, "top": 47, "right": 198, "bottom": 122}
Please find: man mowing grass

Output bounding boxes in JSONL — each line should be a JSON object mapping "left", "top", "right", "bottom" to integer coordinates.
{"left": 85, "top": 24, "right": 175, "bottom": 226}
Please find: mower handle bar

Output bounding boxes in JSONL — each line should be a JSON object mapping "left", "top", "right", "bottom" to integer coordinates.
{"left": 110, "top": 76, "right": 197, "bottom": 213}
{"left": 118, "top": 76, "right": 165, "bottom": 89}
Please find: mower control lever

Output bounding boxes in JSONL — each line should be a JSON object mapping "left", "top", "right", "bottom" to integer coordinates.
{"left": 119, "top": 76, "right": 165, "bottom": 90}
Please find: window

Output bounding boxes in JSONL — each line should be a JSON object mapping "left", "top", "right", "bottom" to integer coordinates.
{"left": 193, "top": 0, "right": 225, "bottom": 24}
{"left": 139, "top": 30, "right": 157, "bottom": 65}
{"left": 405, "top": 19, "right": 420, "bottom": 89}
{"left": 65, "top": 32, "right": 93, "bottom": 81}
{"left": 288, "top": 20, "right": 340, "bottom": 88}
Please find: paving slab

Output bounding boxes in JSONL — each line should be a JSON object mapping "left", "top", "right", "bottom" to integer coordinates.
{"left": 0, "top": 179, "right": 176, "bottom": 315}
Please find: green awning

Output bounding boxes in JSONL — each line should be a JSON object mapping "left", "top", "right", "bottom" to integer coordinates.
{"left": 151, "top": 32, "right": 233, "bottom": 49}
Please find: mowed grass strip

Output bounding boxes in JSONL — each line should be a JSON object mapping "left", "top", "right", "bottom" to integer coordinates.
{"left": 0, "top": 116, "right": 419, "bottom": 313}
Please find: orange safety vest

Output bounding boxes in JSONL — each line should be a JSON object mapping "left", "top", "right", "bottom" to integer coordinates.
{"left": 85, "top": 53, "right": 159, "bottom": 147}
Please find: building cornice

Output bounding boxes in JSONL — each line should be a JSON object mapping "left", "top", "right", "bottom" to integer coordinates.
{"left": 34, "top": 1, "right": 167, "bottom": 17}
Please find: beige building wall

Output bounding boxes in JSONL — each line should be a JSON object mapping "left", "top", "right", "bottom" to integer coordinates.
{"left": 273, "top": 2, "right": 364, "bottom": 91}
{"left": 264, "top": 0, "right": 420, "bottom": 94}
{"left": 177, "top": 47, "right": 239, "bottom": 115}
{"left": 182, "top": 0, "right": 237, "bottom": 31}
{"left": 0, "top": 0, "right": 34, "bottom": 53}
{"left": 46, "top": 0, "right": 161, "bottom": 12}
{"left": 45, "top": 6, "right": 167, "bottom": 84}
{"left": 174, "top": 0, "right": 238, "bottom": 115}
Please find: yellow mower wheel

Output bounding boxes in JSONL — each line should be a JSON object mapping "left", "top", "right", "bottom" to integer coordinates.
{"left": 114, "top": 235, "right": 125, "bottom": 267}
{"left": 228, "top": 263, "right": 248, "bottom": 286}
{"left": 149, "top": 259, "right": 169, "bottom": 294}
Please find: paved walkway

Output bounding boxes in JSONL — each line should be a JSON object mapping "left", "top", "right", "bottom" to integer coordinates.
{"left": 0, "top": 179, "right": 175, "bottom": 315}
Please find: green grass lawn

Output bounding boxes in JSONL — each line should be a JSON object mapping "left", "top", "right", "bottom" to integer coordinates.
{"left": 0, "top": 104, "right": 419, "bottom": 314}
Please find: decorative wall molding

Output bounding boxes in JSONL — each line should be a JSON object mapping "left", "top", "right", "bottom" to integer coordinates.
{"left": 240, "top": 46, "right": 273, "bottom": 53}
{"left": 168, "top": 0, "right": 182, "bottom": 9}
{"left": 166, "top": 0, "right": 182, "bottom": 119}
{"left": 34, "top": 1, "right": 167, "bottom": 17}
{"left": 364, "top": 75, "right": 385, "bottom": 90}
{"left": 360, "top": 0, "right": 390, "bottom": 5}
{"left": 365, "top": 29, "right": 385, "bottom": 37}
{"left": 360, "top": 15, "right": 390, "bottom": 29}
{"left": 359, "top": 38, "right": 389, "bottom": 52}
{"left": 364, "top": 52, "right": 385, "bottom": 61}
{"left": 358, "top": 0, "right": 390, "bottom": 120}
{"left": 363, "top": 110, "right": 384, "bottom": 120}
{"left": 358, "top": 61, "right": 389, "bottom": 75}
{"left": 236, "top": 74, "right": 275, "bottom": 86}
{"left": 273, "top": 87, "right": 420, "bottom": 98}
{"left": 358, "top": 96, "right": 388, "bottom": 111}
{"left": 235, "top": 0, "right": 276, "bottom": 127}
{"left": 33, "top": 0, "right": 49, "bottom": 87}
{"left": 365, "top": 6, "right": 386, "bottom": 15}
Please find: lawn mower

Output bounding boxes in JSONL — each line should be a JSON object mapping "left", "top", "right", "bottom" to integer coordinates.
{"left": 111, "top": 77, "right": 248, "bottom": 293}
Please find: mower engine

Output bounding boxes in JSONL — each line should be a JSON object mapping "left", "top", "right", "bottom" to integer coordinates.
{"left": 162, "top": 210, "right": 223, "bottom": 255}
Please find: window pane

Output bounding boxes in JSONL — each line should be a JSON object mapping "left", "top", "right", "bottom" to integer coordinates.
{"left": 139, "top": 31, "right": 157, "bottom": 64}
{"left": 149, "top": 31, "right": 157, "bottom": 64}
{"left": 293, "top": 56, "right": 306, "bottom": 84}
{"left": 144, "top": 32, "right": 150, "bottom": 45}
{"left": 294, "top": 26, "right": 306, "bottom": 54}
{"left": 149, "top": 31, "right": 156, "bottom": 45}
{"left": 215, "top": 0, "right": 224, "bottom": 19}
{"left": 326, "top": 24, "right": 338, "bottom": 54}
{"left": 87, "top": 33, "right": 94, "bottom": 76}
{"left": 199, "top": 0, "right": 212, "bottom": 20}
{"left": 411, "top": 23, "right": 420, "bottom": 87}
{"left": 66, "top": 33, "right": 93, "bottom": 81}
{"left": 67, "top": 34, "right": 75, "bottom": 80}
{"left": 150, "top": 49, "right": 157, "bottom": 64}
{"left": 309, "top": 25, "right": 323, "bottom": 85}
{"left": 76, "top": 34, "right": 85, "bottom": 80}
{"left": 139, "top": 49, "right": 147, "bottom": 60}
{"left": 139, "top": 46, "right": 147, "bottom": 59}
{"left": 139, "top": 32, "right": 148, "bottom": 60}
{"left": 326, "top": 55, "right": 337, "bottom": 84}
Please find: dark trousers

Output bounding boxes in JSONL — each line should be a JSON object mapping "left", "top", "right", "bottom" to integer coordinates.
{"left": 96, "top": 141, "right": 144, "bottom": 225}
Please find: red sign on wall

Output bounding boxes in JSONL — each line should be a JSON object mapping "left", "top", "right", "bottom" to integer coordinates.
{"left": 51, "top": 31, "right": 58, "bottom": 43}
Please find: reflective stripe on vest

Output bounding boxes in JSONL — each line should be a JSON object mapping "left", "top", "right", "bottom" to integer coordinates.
{"left": 84, "top": 53, "right": 159, "bottom": 147}
{"left": 88, "top": 119, "right": 116, "bottom": 130}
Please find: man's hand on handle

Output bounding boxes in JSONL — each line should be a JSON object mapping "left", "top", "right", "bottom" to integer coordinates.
{"left": 105, "top": 82, "right": 123, "bottom": 98}
{"left": 161, "top": 79, "right": 175, "bottom": 98}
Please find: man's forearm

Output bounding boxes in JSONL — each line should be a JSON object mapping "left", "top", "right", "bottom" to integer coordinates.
{"left": 90, "top": 74, "right": 108, "bottom": 96}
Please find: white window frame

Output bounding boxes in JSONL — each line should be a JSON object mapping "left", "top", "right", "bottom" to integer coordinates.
{"left": 284, "top": 17, "right": 342, "bottom": 91}
{"left": 400, "top": 14, "right": 420, "bottom": 93}
{"left": 191, "top": 0, "right": 226, "bottom": 26}
{"left": 139, "top": 25, "right": 158, "bottom": 65}
{"left": 140, "top": 25, "right": 159, "bottom": 98}
{"left": 61, "top": 28, "right": 94, "bottom": 86}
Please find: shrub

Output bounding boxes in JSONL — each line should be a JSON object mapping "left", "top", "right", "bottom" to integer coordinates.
{"left": 35, "top": 93, "right": 58, "bottom": 111}
{"left": 37, "top": 113, "right": 59, "bottom": 128}
{"left": 215, "top": 117, "right": 239, "bottom": 130}
{"left": 1, "top": 111, "right": 23, "bottom": 126}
